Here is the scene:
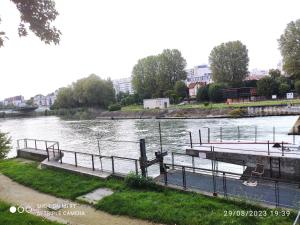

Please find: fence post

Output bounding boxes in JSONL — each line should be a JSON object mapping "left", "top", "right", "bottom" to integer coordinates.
{"left": 281, "top": 141, "right": 284, "bottom": 156}
{"left": 164, "top": 165, "right": 168, "bottom": 186}
{"left": 199, "top": 129, "right": 202, "bottom": 145}
{"left": 35, "top": 140, "right": 37, "bottom": 149}
{"left": 25, "top": 139, "right": 28, "bottom": 148}
{"left": 92, "top": 155, "right": 95, "bottom": 171}
{"left": 171, "top": 152, "right": 174, "bottom": 170}
{"left": 189, "top": 131, "right": 193, "bottom": 148}
{"left": 275, "top": 181, "right": 279, "bottom": 207}
{"left": 17, "top": 140, "right": 20, "bottom": 150}
{"left": 182, "top": 166, "right": 186, "bottom": 189}
{"left": 135, "top": 160, "right": 138, "bottom": 175}
{"left": 59, "top": 150, "right": 62, "bottom": 164}
{"left": 237, "top": 126, "right": 240, "bottom": 142}
{"left": 111, "top": 156, "right": 115, "bottom": 174}
{"left": 46, "top": 148, "right": 49, "bottom": 161}
{"left": 45, "top": 141, "right": 47, "bottom": 150}
{"left": 74, "top": 152, "right": 77, "bottom": 167}
{"left": 159, "top": 122, "right": 163, "bottom": 153}
{"left": 208, "top": 128, "right": 210, "bottom": 143}
{"left": 222, "top": 172, "right": 227, "bottom": 198}
{"left": 139, "top": 139, "right": 147, "bottom": 177}
{"left": 192, "top": 156, "right": 195, "bottom": 173}
{"left": 268, "top": 140, "right": 270, "bottom": 155}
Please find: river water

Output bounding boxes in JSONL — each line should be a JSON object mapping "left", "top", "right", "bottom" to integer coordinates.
{"left": 0, "top": 115, "right": 299, "bottom": 176}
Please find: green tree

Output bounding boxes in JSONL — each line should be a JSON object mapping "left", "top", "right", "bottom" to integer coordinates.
{"left": 174, "top": 81, "right": 187, "bottom": 100}
{"left": 196, "top": 85, "right": 209, "bottom": 102}
{"left": 54, "top": 87, "right": 76, "bottom": 108}
{"left": 278, "top": 19, "right": 300, "bottom": 79}
{"left": 0, "top": 131, "right": 11, "bottom": 159}
{"left": 209, "top": 41, "right": 249, "bottom": 86}
{"left": 269, "top": 69, "right": 281, "bottom": 80}
{"left": 279, "top": 83, "right": 289, "bottom": 96}
{"left": 208, "top": 83, "right": 225, "bottom": 102}
{"left": 132, "top": 49, "right": 187, "bottom": 99}
{"left": 0, "top": 0, "right": 61, "bottom": 47}
{"left": 257, "top": 76, "right": 274, "bottom": 98}
{"left": 295, "top": 80, "right": 300, "bottom": 95}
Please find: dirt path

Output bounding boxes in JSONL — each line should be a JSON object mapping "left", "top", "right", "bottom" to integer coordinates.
{"left": 0, "top": 174, "right": 159, "bottom": 225}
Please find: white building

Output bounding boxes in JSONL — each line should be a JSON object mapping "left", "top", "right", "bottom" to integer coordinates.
{"left": 3, "top": 95, "right": 25, "bottom": 106}
{"left": 33, "top": 91, "right": 57, "bottom": 108}
{"left": 113, "top": 77, "right": 134, "bottom": 95}
{"left": 246, "top": 68, "right": 268, "bottom": 81}
{"left": 185, "top": 65, "right": 213, "bottom": 85}
{"left": 143, "top": 98, "right": 170, "bottom": 109}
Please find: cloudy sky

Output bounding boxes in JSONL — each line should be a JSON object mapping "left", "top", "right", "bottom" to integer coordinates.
{"left": 0, "top": 0, "right": 299, "bottom": 99}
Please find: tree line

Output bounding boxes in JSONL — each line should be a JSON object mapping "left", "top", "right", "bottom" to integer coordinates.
{"left": 52, "top": 74, "right": 115, "bottom": 109}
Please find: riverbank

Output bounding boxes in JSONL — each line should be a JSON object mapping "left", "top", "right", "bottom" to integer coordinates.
{"left": 1, "top": 99, "right": 300, "bottom": 120}
{"left": 0, "top": 159, "right": 296, "bottom": 225}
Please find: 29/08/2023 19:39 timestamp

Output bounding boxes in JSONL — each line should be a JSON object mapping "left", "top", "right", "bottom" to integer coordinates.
{"left": 224, "top": 210, "right": 291, "bottom": 217}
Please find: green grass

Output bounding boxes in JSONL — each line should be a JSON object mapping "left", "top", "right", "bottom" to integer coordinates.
{"left": 121, "top": 104, "right": 144, "bottom": 112}
{"left": 0, "top": 159, "right": 296, "bottom": 225}
{"left": 0, "top": 200, "right": 63, "bottom": 225}
{"left": 96, "top": 189, "right": 295, "bottom": 225}
{"left": 0, "top": 159, "right": 124, "bottom": 199}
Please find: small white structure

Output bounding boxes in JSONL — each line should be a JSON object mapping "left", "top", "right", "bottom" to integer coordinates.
{"left": 143, "top": 98, "right": 170, "bottom": 109}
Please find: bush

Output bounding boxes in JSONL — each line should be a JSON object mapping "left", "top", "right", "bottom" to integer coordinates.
{"left": 108, "top": 104, "right": 121, "bottom": 111}
{"left": 295, "top": 80, "right": 300, "bottom": 95}
{"left": 208, "top": 83, "right": 225, "bottom": 102}
{"left": 0, "top": 131, "right": 11, "bottom": 159}
{"left": 229, "top": 108, "right": 247, "bottom": 118}
{"left": 196, "top": 85, "right": 209, "bottom": 102}
{"left": 125, "top": 173, "right": 158, "bottom": 190}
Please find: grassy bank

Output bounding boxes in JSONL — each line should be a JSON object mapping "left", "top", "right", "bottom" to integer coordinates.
{"left": 0, "top": 200, "right": 63, "bottom": 225}
{"left": 0, "top": 159, "right": 296, "bottom": 225}
{"left": 121, "top": 99, "right": 300, "bottom": 112}
{"left": 0, "top": 159, "right": 123, "bottom": 199}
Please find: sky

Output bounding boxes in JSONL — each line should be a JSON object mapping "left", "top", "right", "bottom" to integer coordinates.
{"left": 0, "top": 0, "right": 300, "bottom": 100}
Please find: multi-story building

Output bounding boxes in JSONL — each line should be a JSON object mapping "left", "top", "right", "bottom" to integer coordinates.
{"left": 185, "top": 64, "right": 213, "bottom": 85}
{"left": 33, "top": 91, "right": 57, "bottom": 108}
{"left": 3, "top": 95, "right": 25, "bottom": 106}
{"left": 113, "top": 77, "right": 134, "bottom": 95}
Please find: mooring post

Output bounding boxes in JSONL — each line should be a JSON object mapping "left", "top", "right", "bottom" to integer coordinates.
{"left": 139, "top": 139, "right": 147, "bottom": 177}
{"left": 189, "top": 131, "right": 193, "bottom": 148}
{"left": 199, "top": 129, "right": 202, "bottom": 146}
{"left": 158, "top": 122, "right": 163, "bottom": 153}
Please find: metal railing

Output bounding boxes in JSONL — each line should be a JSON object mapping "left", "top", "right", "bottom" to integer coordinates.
{"left": 17, "top": 138, "right": 59, "bottom": 151}
{"left": 162, "top": 162, "right": 300, "bottom": 209}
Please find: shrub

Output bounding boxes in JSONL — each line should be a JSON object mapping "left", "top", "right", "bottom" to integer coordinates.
{"left": 229, "top": 108, "right": 247, "bottom": 118}
{"left": 203, "top": 102, "right": 209, "bottom": 106}
{"left": 295, "top": 80, "right": 300, "bottom": 95}
{"left": 108, "top": 104, "right": 121, "bottom": 111}
{"left": 125, "top": 173, "right": 158, "bottom": 190}
{"left": 196, "top": 85, "right": 209, "bottom": 102}
{"left": 0, "top": 131, "right": 11, "bottom": 159}
{"left": 208, "top": 83, "right": 225, "bottom": 102}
